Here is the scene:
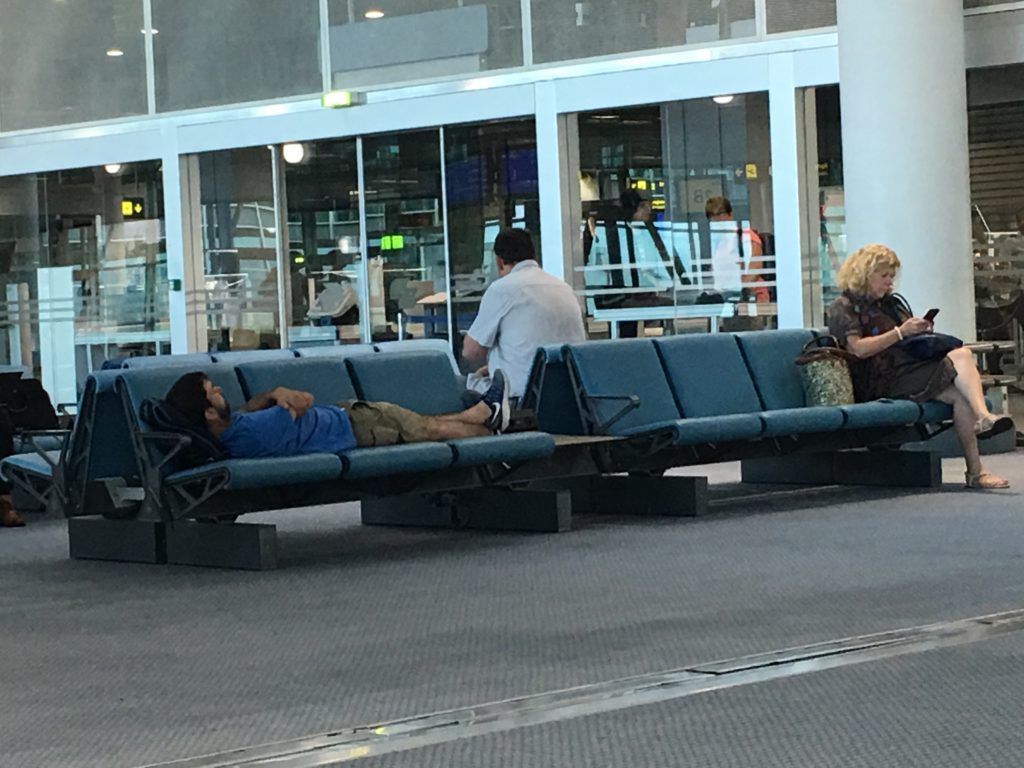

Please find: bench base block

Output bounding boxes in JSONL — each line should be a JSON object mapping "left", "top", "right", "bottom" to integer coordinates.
{"left": 165, "top": 521, "right": 278, "bottom": 570}
{"left": 68, "top": 517, "right": 166, "bottom": 564}
{"left": 741, "top": 449, "right": 941, "bottom": 488}
{"left": 362, "top": 487, "right": 572, "bottom": 533}
{"left": 593, "top": 474, "right": 710, "bottom": 516}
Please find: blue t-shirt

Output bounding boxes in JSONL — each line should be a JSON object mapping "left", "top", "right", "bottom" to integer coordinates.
{"left": 219, "top": 405, "right": 357, "bottom": 459}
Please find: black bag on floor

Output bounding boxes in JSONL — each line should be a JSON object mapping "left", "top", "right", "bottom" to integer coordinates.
{"left": 0, "top": 373, "right": 58, "bottom": 431}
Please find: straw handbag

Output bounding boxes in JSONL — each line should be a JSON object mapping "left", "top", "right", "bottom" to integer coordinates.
{"left": 794, "top": 335, "right": 858, "bottom": 406}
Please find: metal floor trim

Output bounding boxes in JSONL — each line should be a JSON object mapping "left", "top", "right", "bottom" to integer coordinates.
{"left": 138, "top": 608, "right": 1024, "bottom": 768}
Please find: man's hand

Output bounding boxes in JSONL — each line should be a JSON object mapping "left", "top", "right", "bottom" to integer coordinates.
{"left": 474, "top": 364, "right": 489, "bottom": 378}
{"left": 272, "top": 387, "right": 314, "bottom": 418}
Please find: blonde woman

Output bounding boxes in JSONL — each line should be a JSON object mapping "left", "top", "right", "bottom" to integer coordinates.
{"left": 827, "top": 243, "right": 1011, "bottom": 489}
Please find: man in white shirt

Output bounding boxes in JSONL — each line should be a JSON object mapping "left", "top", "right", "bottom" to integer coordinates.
{"left": 463, "top": 228, "right": 586, "bottom": 399}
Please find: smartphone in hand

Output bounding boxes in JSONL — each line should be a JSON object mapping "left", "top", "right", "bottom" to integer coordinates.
{"left": 923, "top": 308, "right": 940, "bottom": 322}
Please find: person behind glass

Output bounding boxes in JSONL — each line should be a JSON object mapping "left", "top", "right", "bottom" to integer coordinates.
{"left": 613, "top": 190, "right": 678, "bottom": 338}
{"left": 705, "top": 195, "right": 769, "bottom": 303}
{"left": 0, "top": 408, "right": 25, "bottom": 527}
{"left": 827, "top": 243, "right": 1012, "bottom": 490}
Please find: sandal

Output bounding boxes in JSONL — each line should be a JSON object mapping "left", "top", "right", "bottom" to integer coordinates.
{"left": 965, "top": 471, "right": 1010, "bottom": 490}
{"left": 975, "top": 415, "right": 1015, "bottom": 440}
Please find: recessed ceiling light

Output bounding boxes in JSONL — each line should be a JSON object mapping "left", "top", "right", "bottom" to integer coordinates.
{"left": 364, "top": 9, "right": 384, "bottom": 19}
{"left": 282, "top": 143, "right": 305, "bottom": 164}
{"left": 106, "top": 47, "right": 124, "bottom": 57}
{"left": 712, "top": 94, "right": 735, "bottom": 105}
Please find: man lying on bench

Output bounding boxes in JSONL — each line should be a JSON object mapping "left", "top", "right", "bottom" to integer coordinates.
{"left": 163, "top": 370, "right": 511, "bottom": 459}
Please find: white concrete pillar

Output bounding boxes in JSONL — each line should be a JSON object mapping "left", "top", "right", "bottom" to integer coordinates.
{"left": 837, "top": 0, "right": 975, "bottom": 339}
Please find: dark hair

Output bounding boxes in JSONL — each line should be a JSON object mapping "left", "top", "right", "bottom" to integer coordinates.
{"left": 619, "top": 189, "right": 647, "bottom": 217}
{"left": 705, "top": 195, "right": 733, "bottom": 219}
{"left": 165, "top": 372, "right": 211, "bottom": 433}
{"left": 493, "top": 228, "right": 536, "bottom": 264}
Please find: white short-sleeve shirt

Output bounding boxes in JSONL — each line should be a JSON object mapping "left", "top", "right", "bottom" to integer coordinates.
{"left": 466, "top": 260, "right": 586, "bottom": 397}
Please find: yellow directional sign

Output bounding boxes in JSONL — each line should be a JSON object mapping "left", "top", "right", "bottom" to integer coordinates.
{"left": 121, "top": 197, "right": 145, "bottom": 219}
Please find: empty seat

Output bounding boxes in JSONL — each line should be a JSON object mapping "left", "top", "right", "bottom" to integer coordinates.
{"left": 293, "top": 343, "right": 376, "bottom": 359}
{"left": 210, "top": 349, "right": 299, "bottom": 364}
{"left": 347, "top": 351, "right": 465, "bottom": 415}
{"left": 236, "top": 358, "right": 358, "bottom": 404}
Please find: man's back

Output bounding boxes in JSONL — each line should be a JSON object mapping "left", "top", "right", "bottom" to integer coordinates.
{"left": 469, "top": 260, "right": 585, "bottom": 397}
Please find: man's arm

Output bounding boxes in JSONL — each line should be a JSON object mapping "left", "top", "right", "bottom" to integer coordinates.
{"left": 239, "top": 387, "right": 313, "bottom": 417}
{"left": 462, "top": 334, "right": 489, "bottom": 364}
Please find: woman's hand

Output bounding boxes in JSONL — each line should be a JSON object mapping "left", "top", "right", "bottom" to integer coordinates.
{"left": 899, "top": 317, "right": 933, "bottom": 338}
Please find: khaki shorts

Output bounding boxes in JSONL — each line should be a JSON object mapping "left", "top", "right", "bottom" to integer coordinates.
{"left": 340, "top": 400, "right": 430, "bottom": 447}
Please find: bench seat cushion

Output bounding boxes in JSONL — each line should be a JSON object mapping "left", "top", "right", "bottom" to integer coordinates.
{"left": 0, "top": 450, "right": 60, "bottom": 482}
{"left": 166, "top": 454, "right": 343, "bottom": 490}
{"left": 448, "top": 432, "right": 556, "bottom": 467}
{"left": 620, "top": 414, "right": 764, "bottom": 445}
{"left": 840, "top": 399, "right": 921, "bottom": 429}
{"left": 760, "top": 406, "right": 845, "bottom": 436}
{"left": 340, "top": 443, "right": 453, "bottom": 479}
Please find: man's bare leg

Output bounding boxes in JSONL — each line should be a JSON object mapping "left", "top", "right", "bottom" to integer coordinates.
{"left": 436, "top": 401, "right": 491, "bottom": 426}
{"left": 423, "top": 417, "right": 491, "bottom": 440}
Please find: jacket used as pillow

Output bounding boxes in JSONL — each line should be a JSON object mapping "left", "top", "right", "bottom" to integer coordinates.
{"left": 139, "top": 397, "right": 228, "bottom": 468}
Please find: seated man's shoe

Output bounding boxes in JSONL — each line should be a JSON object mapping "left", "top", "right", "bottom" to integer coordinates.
{"left": 482, "top": 369, "right": 511, "bottom": 434}
{"left": 0, "top": 499, "right": 25, "bottom": 527}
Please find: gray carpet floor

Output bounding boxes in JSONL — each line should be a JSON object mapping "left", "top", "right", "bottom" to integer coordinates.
{"left": 2, "top": 454, "right": 1023, "bottom": 767}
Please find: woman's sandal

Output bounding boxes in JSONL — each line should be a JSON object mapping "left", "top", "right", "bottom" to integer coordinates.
{"left": 974, "top": 415, "right": 1015, "bottom": 440}
{"left": 965, "top": 471, "right": 1010, "bottom": 490}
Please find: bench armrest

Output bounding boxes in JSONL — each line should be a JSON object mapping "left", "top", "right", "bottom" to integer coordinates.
{"left": 17, "top": 429, "right": 73, "bottom": 469}
{"left": 584, "top": 393, "right": 641, "bottom": 435}
{"left": 139, "top": 431, "right": 192, "bottom": 473}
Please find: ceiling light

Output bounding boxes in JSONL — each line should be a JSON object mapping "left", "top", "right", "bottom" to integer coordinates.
{"left": 712, "top": 94, "right": 735, "bottom": 105}
{"left": 140, "top": 28, "right": 159, "bottom": 35}
{"left": 282, "top": 143, "right": 305, "bottom": 164}
{"left": 104, "top": 164, "right": 122, "bottom": 175}
{"left": 364, "top": 9, "right": 385, "bottom": 19}
{"left": 106, "top": 47, "right": 124, "bottom": 57}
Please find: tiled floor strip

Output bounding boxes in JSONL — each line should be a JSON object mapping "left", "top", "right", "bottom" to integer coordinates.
{"left": 142, "top": 608, "right": 1024, "bottom": 768}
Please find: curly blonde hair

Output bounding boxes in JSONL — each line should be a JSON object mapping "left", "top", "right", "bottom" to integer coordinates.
{"left": 835, "top": 243, "right": 901, "bottom": 295}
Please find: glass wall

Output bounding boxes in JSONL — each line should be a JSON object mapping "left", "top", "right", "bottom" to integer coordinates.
{"left": 327, "top": 0, "right": 523, "bottom": 89}
{"left": 361, "top": 130, "right": 446, "bottom": 343}
{"left": 811, "top": 85, "right": 845, "bottom": 321}
{"left": 575, "top": 94, "right": 774, "bottom": 339}
{"left": 187, "top": 119, "right": 538, "bottom": 358}
{"left": 766, "top": 0, "right": 836, "bottom": 34}
{"left": 152, "top": 0, "right": 322, "bottom": 112}
{"left": 0, "top": 162, "right": 167, "bottom": 402}
{"left": 532, "top": 0, "right": 756, "bottom": 64}
{"left": 967, "top": 64, "right": 1024, "bottom": 343}
{"left": 445, "top": 119, "right": 540, "bottom": 366}
{"left": 0, "top": 0, "right": 147, "bottom": 131}
{"left": 283, "top": 139, "right": 366, "bottom": 346}
{"left": 197, "top": 147, "right": 280, "bottom": 351}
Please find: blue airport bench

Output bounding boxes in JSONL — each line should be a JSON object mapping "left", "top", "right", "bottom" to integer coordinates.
{"left": 553, "top": 331, "right": 958, "bottom": 515}
{"left": 37, "top": 350, "right": 565, "bottom": 569}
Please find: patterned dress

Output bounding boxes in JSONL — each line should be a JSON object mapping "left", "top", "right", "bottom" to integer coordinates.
{"left": 827, "top": 292, "right": 956, "bottom": 402}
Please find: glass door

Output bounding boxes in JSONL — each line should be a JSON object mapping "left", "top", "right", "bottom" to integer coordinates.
{"left": 361, "top": 130, "right": 447, "bottom": 343}
{"left": 282, "top": 139, "right": 365, "bottom": 348}
{"left": 197, "top": 147, "right": 281, "bottom": 352}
